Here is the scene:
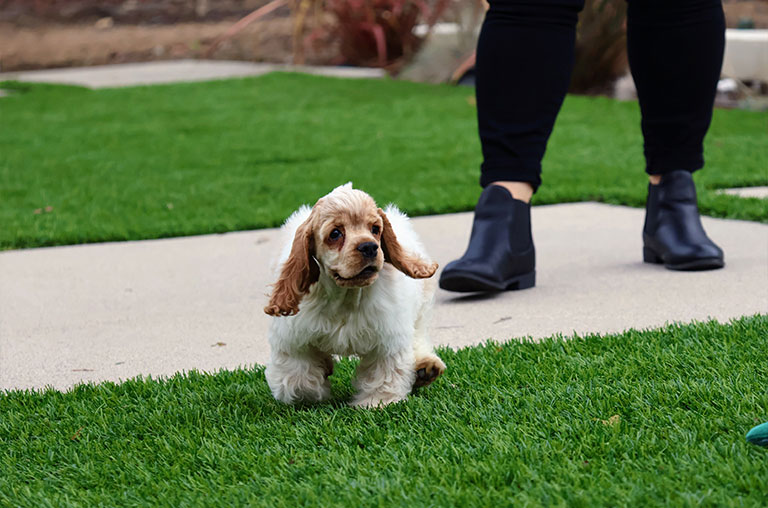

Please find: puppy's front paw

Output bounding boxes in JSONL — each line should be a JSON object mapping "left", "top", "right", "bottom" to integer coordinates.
{"left": 265, "top": 355, "right": 332, "bottom": 405}
{"left": 414, "top": 354, "right": 446, "bottom": 389}
{"left": 349, "top": 393, "right": 406, "bottom": 409}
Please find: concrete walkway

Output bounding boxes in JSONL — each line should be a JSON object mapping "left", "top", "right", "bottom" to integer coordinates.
{"left": 0, "top": 60, "right": 385, "bottom": 89}
{"left": 719, "top": 186, "right": 768, "bottom": 199}
{"left": 2, "top": 203, "right": 766, "bottom": 391}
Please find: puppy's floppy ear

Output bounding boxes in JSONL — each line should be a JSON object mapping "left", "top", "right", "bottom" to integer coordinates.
{"left": 264, "top": 218, "right": 319, "bottom": 316}
{"left": 378, "top": 208, "right": 438, "bottom": 279}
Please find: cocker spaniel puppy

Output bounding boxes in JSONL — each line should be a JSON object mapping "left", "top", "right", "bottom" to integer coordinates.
{"left": 264, "top": 183, "right": 445, "bottom": 408}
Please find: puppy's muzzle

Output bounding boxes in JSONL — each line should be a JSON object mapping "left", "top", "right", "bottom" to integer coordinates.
{"left": 357, "top": 242, "right": 378, "bottom": 259}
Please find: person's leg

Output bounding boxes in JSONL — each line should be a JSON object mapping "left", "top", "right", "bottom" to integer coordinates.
{"left": 628, "top": 0, "right": 726, "bottom": 270}
{"left": 628, "top": 0, "right": 725, "bottom": 176}
{"left": 439, "top": 0, "right": 584, "bottom": 293}
{"left": 477, "top": 0, "right": 584, "bottom": 196}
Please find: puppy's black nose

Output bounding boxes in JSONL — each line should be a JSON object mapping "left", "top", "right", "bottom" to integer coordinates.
{"left": 357, "top": 242, "right": 378, "bottom": 259}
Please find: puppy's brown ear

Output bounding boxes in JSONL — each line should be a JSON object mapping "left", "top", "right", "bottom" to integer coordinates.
{"left": 264, "top": 218, "right": 319, "bottom": 316}
{"left": 378, "top": 208, "right": 438, "bottom": 279}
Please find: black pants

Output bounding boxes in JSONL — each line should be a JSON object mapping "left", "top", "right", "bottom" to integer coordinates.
{"left": 476, "top": 0, "right": 725, "bottom": 191}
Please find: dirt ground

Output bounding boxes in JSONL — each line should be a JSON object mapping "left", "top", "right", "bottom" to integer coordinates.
{"left": 0, "top": 1, "right": 766, "bottom": 73}
{"left": 0, "top": 15, "right": 335, "bottom": 72}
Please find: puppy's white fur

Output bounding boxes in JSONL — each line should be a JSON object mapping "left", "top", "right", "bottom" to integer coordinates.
{"left": 264, "top": 183, "right": 444, "bottom": 408}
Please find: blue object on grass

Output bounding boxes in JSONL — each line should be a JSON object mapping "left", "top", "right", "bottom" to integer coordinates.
{"left": 746, "top": 422, "right": 768, "bottom": 447}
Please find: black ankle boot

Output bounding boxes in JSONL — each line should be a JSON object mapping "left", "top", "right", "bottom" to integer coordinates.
{"left": 643, "top": 170, "right": 724, "bottom": 271}
{"left": 439, "top": 186, "right": 535, "bottom": 292}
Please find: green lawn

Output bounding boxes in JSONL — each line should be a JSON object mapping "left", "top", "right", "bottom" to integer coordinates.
{"left": 1, "top": 73, "right": 766, "bottom": 250}
{"left": 2, "top": 316, "right": 766, "bottom": 506}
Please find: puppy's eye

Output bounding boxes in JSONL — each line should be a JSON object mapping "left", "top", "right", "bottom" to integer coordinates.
{"left": 329, "top": 228, "right": 343, "bottom": 241}
{"left": 371, "top": 225, "right": 380, "bottom": 235}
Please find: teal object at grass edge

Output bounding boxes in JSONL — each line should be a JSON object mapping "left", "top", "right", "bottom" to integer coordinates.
{"left": 746, "top": 422, "right": 768, "bottom": 447}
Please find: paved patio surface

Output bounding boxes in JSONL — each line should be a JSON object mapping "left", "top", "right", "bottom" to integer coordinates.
{"left": 719, "top": 186, "right": 768, "bottom": 199}
{"left": 0, "top": 60, "right": 385, "bottom": 89}
{"left": 2, "top": 202, "right": 766, "bottom": 392}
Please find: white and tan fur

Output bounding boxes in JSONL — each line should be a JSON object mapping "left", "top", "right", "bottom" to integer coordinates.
{"left": 264, "top": 183, "right": 445, "bottom": 408}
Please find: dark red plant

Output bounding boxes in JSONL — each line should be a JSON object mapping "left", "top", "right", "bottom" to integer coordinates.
{"left": 570, "top": 0, "right": 628, "bottom": 94}
{"left": 317, "top": 0, "right": 450, "bottom": 70}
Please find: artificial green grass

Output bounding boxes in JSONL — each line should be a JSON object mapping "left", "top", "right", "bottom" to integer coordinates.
{"left": 2, "top": 316, "right": 766, "bottom": 506}
{"left": 1, "top": 74, "right": 766, "bottom": 250}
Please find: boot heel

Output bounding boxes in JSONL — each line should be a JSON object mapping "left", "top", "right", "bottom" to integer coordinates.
{"left": 507, "top": 271, "right": 535, "bottom": 290}
{"left": 643, "top": 247, "right": 662, "bottom": 264}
